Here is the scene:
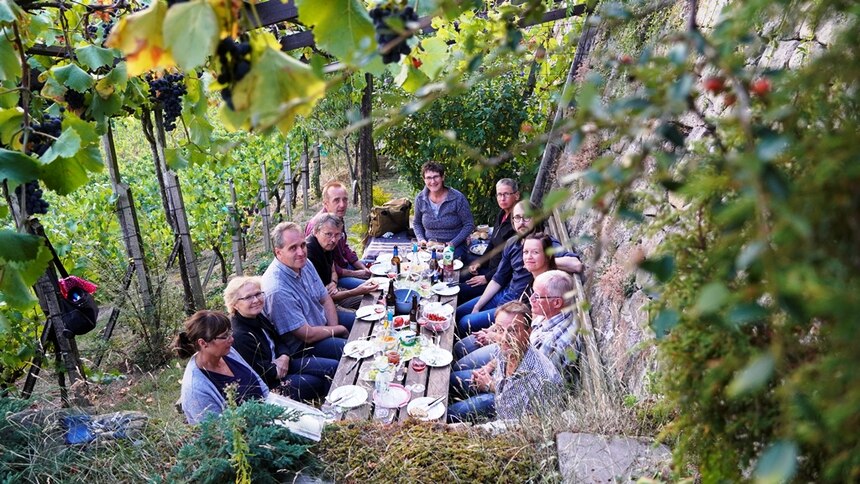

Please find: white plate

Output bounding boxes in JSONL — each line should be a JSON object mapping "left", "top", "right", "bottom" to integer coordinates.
{"left": 470, "top": 243, "right": 488, "bottom": 256}
{"left": 370, "top": 263, "right": 392, "bottom": 276}
{"left": 432, "top": 282, "right": 460, "bottom": 296}
{"left": 407, "top": 396, "right": 446, "bottom": 421}
{"left": 419, "top": 347, "right": 453, "bottom": 367}
{"left": 327, "top": 385, "right": 368, "bottom": 408}
{"left": 370, "top": 276, "right": 390, "bottom": 286}
{"left": 344, "top": 339, "right": 379, "bottom": 359}
{"left": 453, "top": 259, "right": 464, "bottom": 271}
{"left": 373, "top": 383, "right": 411, "bottom": 408}
{"left": 355, "top": 304, "right": 386, "bottom": 320}
{"left": 407, "top": 251, "right": 431, "bottom": 262}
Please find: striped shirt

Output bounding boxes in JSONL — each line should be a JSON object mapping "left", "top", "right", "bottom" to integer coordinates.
{"left": 531, "top": 311, "right": 581, "bottom": 377}
{"left": 491, "top": 345, "right": 563, "bottom": 420}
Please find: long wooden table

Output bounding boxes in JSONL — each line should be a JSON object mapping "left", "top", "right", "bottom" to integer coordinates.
{"left": 327, "top": 289, "right": 458, "bottom": 422}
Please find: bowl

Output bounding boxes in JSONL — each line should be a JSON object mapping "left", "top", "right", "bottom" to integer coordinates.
{"left": 424, "top": 317, "right": 451, "bottom": 334}
{"left": 394, "top": 289, "right": 418, "bottom": 315}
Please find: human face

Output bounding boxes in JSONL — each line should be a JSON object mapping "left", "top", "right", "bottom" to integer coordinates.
{"left": 323, "top": 187, "right": 349, "bottom": 218}
{"left": 495, "top": 183, "right": 520, "bottom": 212}
{"left": 511, "top": 205, "right": 533, "bottom": 235}
{"left": 316, "top": 222, "right": 343, "bottom": 251}
{"left": 274, "top": 229, "right": 307, "bottom": 272}
{"left": 529, "top": 279, "right": 561, "bottom": 318}
{"left": 522, "top": 239, "right": 549, "bottom": 275}
{"left": 199, "top": 328, "right": 233, "bottom": 358}
{"left": 233, "top": 283, "right": 265, "bottom": 318}
{"left": 494, "top": 311, "right": 529, "bottom": 354}
{"left": 423, "top": 170, "right": 444, "bottom": 193}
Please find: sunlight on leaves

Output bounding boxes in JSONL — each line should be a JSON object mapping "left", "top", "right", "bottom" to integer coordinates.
{"left": 163, "top": 0, "right": 218, "bottom": 71}
{"left": 295, "top": 0, "right": 379, "bottom": 72}
{"left": 727, "top": 353, "right": 775, "bottom": 398}
{"left": 105, "top": 1, "right": 175, "bottom": 76}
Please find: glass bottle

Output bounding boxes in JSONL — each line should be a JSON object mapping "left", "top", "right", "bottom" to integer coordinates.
{"left": 390, "top": 245, "right": 401, "bottom": 274}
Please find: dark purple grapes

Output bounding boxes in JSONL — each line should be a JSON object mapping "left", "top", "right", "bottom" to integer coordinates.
{"left": 29, "top": 115, "right": 62, "bottom": 157}
{"left": 16, "top": 180, "right": 49, "bottom": 215}
{"left": 148, "top": 73, "right": 186, "bottom": 132}
{"left": 64, "top": 89, "right": 86, "bottom": 110}
{"left": 166, "top": 0, "right": 188, "bottom": 6}
{"left": 216, "top": 37, "right": 252, "bottom": 110}
{"left": 369, "top": 5, "right": 417, "bottom": 64}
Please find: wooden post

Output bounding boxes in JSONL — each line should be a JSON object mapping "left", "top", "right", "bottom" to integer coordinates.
{"left": 153, "top": 109, "right": 205, "bottom": 312}
{"left": 312, "top": 138, "right": 322, "bottom": 199}
{"left": 228, "top": 178, "right": 244, "bottom": 275}
{"left": 301, "top": 135, "right": 309, "bottom": 212}
{"left": 283, "top": 143, "right": 293, "bottom": 220}
{"left": 102, "top": 121, "right": 156, "bottom": 323}
{"left": 358, "top": 73, "right": 374, "bottom": 225}
{"left": 260, "top": 162, "right": 272, "bottom": 252}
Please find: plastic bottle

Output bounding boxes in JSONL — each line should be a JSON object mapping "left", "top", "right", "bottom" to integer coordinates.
{"left": 442, "top": 246, "right": 455, "bottom": 283}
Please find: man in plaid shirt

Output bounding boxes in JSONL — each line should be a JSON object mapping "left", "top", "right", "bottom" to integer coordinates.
{"left": 528, "top": 270, "right": 581, "bottom": 383}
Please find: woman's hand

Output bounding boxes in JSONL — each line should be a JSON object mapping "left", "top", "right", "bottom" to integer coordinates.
{"left": 468, "top": 262, "right": 481, "bottom": 275}
{"left": 465, "top": 275, "right": 487, "bottom": 287}
{"left": 325, "top": 282, "right": 338, "bottom": 296}
{"left": 274, "top": 355, "right": 290, "bottom": 379}
{"left": 471, "top": 368, "right": 492, "bottom": 392}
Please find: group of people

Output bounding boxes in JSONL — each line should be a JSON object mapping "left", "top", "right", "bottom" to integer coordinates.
{"left": 175, "top": 161, "right": 584, "bottom": 425}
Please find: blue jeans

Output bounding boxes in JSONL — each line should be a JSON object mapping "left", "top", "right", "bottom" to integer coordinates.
{"left": 453, "top": 342, "right": 497, "bottom": 370}
{"left": 457, "top": 280, "right": 487, "bottom": 305}
{"left": 280, "top": 374, "right": 329, "bottom": 401}
{"left": 287, "top": 343, "right": 342, "bottom": 401}
{"left": 338, "top": 277, "right": 365, "bottom": 290}
{"left": 337, "top": 310, "right": 355, "bottom": 332}
{"left": 448, "top": 392, "right": 495, "bottom": 423}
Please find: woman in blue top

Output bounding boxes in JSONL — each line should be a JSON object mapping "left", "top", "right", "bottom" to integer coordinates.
{"left": 455, "top": 200, "right": 583, "bottom": 337}
{"left": 413, "top": 161, "right": 475, "bottom": 260}
{"left": 175, "top": 310, "right": 269, "bottom": 424}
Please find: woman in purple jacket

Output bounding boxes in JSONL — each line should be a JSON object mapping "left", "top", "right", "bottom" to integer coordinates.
{"left": 413, "top": 161, "right": 475, "bottom": 260}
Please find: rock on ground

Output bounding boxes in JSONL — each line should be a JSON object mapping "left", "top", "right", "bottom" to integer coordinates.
{"left": 556, "top": 432, "right": 671, "bottom": 482}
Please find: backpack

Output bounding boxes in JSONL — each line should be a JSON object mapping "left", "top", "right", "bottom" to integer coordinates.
{"left": 60, "top": 286, "right": 99, "bottom": 339}
{"left": 367, "top": 198, "right": 412, "bottom": 237}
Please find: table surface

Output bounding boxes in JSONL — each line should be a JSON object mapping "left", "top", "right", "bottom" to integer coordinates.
{"left": 327, "top": 288, "right": 458, "bottom": 422}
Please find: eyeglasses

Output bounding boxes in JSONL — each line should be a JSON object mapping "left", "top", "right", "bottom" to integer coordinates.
{"left": 496, "top": 192, "right": 517, "bottom": 198}
{"left": 530, "top": 293, "right": 560, "bottom": 301}
{"left": 512, "top": 215, "right": 532, "bottom": 223}
{"left": 212, "top": 330, "right": 233, "bottom": 340}
{"left": 320, "top": 231, "right": 342, "bottom": 240}
{"left": 424, "top": 175, "right": 442, "bottom": 181}
{"left": 237, "top": 291, "right": 265, "bottom": 302}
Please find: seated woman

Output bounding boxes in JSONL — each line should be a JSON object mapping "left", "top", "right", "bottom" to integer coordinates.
{"left": 458, "top": 178, "right": 520, "bottom": 304}
{"left": 448, "top": 301, "right": 563, "bottom": 423}
{"left": 224, "top": 276, "right": 330, "bottom": 401}
{"left": 175, "top": 310, "right": 268, "bottom": 424}
{"left": 413, "top": 161, "right": 475, "bottom": 260}
{"left": 454, "top": 232, "right": 557, "bottom": 364}
{"left": 456, "top": 201, "right": 582, "bottom": 338}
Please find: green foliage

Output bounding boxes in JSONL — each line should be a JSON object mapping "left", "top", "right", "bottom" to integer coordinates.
{"left": 567, "top": 0, "right": 860, "bottom": 480}
{"left": 164, "top": 398, "right": 313, "bottom": 483}
{"left": 380, "top": 72, "right": 540, "bottom": 222}
{"left": 315, "top": 420, "right": 537, "bottom": 482}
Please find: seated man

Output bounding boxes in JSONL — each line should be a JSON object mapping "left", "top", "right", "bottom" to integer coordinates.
{"left": 448, "top": 301, "right": 563, "bottom": 423}
{"left": 306, "top": 212, "right": 378, "bottom": 310}
{"left": 305, "top": 181, "right": 371, "bottom": 290}
{"left": 261, "top": 222, "right": 354, "bottom": 388}
{"left": 453, "top": 271, "right": 581, "bottom": 385}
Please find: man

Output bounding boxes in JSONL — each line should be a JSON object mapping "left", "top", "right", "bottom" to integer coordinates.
{"left": 305, "top": 181, "right": 371, "bottom": 290}
{"left": 261, "top": 222, "right": 353, "bottom": 364}
{"left": 448, "top": 301, "right": 563, "bottom": 423}
{"left": 459, "top": 178, "right": 520, "bottom": 303}
{"left": 306, "top": 212, "right": 378, "bottom": 309}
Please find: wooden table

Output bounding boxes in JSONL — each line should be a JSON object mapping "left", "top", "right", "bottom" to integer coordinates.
{"left": 327, "top": 289, "right": 458, "bottom": 422}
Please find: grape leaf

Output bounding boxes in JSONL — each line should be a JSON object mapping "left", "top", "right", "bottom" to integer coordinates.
{"left": 0, "top": 148, "right": 40, "bottom": 184}
{"left": 0, "top": 231, "right": 42, "bottom": 261}
{"left": 105, "top": 1, "right": 175, "bottom": 76}
{"left": 0, "top": 233, "right": 51, "bottom": 308}
{"left": 165, "top": 147, "right": 188, "bottom": 170}
{"left": 417, "top": 36, "right": 449, "bottom": 79}
{"left": 295, "top": 0, "right": 379, "bottom": 72}
{"left": 394, "top": 62, "right": 429, "bottom": 93}
{"left": 52, "top": 64, "right": 95, "bottom": 92}
{"left": 0, "top": 0, "right": 22, "bottom": 23}
{"left": 0, "top": 33, "right": 21, "bottom": 82}
{"left": 727, "top": 353, "right": 774, "bottom": 397}
{"left": 75, "top": 44, "right": 120, "bottom": 71}
{"left": 0, "top": 107, "right": 23, "bottom": 146}
{"left": 163, "top": 0, "right": 218, "bottom": 71}
{"left": 39, "top": 127, "right": 82, "bottom": 163}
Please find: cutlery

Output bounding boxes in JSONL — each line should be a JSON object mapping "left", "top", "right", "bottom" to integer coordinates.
{"left": 345, "top": 359, "right": 361, "bottom": 375}
{"left": 422, "top": 395, "right": 445, "bottom": 412}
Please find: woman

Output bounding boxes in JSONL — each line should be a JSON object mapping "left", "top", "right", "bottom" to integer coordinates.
{"left": 413, "top": 161, "right": 475, "bottom": 260}
{"left": 175, "top": 310, "right": 269, "bottom": 424}
{"left": 456, "top": 200, "right": 582, "bottom": 337}
{"left": 453, "top": 232, "right": 557, "bottom": 366}
{"left": 458, "top": 178, "right": 520, "bottom": 303}
{"left": 224, "top": 276, "right": 329, "bottom": 401}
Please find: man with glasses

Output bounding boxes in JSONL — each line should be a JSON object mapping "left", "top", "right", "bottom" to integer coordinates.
{"left": 460, "top": 178, "right": 520, "bottom": 303}
{"left": 306, "top": 181, "right": 371, "bottom": 290}
{"left": 306, "top": 212, "right": 378, "bottom": 309}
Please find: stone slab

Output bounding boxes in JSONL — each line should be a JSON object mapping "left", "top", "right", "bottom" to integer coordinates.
{"left": 556, "top": 432, "right": 671, "bottom": 483}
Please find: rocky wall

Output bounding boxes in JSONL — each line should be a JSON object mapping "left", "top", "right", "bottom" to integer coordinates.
{"left": 555, "top": 0, "right": 847, "bottom": 397}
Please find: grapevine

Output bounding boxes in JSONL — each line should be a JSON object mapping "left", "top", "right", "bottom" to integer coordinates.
{"left": 148, "top": 73, "right": 186, "bottom": 132}
{"left": 28, "top": 114, "right": 63, "bottom": 157}
{"left": 216, "top": 37, "right": 252, "bottom": 110}
{"left": 15, "top": 181, "right": 50, "bottom": 215}
{"left": 369, "top": 5, "right": 418, "bottom": 64}
{"left": 64, "top": 89, "right": 86, "bottom": 112}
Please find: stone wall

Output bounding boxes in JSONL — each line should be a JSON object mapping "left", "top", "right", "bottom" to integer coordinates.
{"left": 555, "top": 0, "right": 847, "bottom": 397}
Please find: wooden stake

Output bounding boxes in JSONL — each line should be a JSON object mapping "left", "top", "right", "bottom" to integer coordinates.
{"left": 283, "top": 143, "right": 293, "bottom": 220}
{"left": 260, "top": 162, "right": 272, "bottom": 252}
{"left": 228, "top": 178, "right": 244, "bottom": 275}
{"left": 301, "top": 135, "right": 309, "bottom": 212}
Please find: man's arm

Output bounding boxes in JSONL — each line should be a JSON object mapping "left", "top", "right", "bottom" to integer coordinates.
{"left": 555, "top": 256, "right": 583, "bottom": 274}
{"left": 290, "top": 322, "right": 348, "bottom": 343}
{"left": 332, "top": 280, "right": 378, "bottom": 301}
{"left": 321, "top": 292, "right": 340, "bottom": 326}
{"left": 472, "top": 280, "right": 502, "bottom": 313}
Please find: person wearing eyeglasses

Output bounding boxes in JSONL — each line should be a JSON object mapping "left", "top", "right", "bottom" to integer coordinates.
{"left": 306, "top": 212, "right": 378, "bottom": 310}
{"left": 455, "top": 201, "right": 583, "bottom": 338}
{"left": 527, "top": 270, "right": 581, "bottom": 383}
{"left": 175, "top": 310, "right": 268, "bottom": 424}
{"left": 458, "top": 178, "right": 520, "bottom": 303}
{"left": 224, "top": 276, "right": 331, "bottom": 402}
{"left": 413, "top": 161, "right": 475, "bottom": 259}
{"left": 305, "top": 181, "right": 372, "bottom": 290}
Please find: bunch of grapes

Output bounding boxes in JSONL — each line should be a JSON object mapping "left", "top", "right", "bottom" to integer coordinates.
{"left": 166, "top": 0, "right": 188, "bottom": 6}
{"left": 369, "top": 5, "right": 418, "bottom": 64}
{"left": 148, "top": 73, "right": 186, "bottom": 132}
{"left": 16, "top": 181, "right": 49, "bottom": 215}
{"left": 29, "top": 114, "right": 63, "bottom": 157}
{"left": 216, "top": 37, "right": 251, "bottom": 110}
{"left": 64, "top": 89, "right": 86, "bottom": 111}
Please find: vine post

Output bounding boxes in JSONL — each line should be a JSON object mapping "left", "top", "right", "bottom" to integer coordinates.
{"left": 301, "top": 134, "right": 310, "bottom": 212}
{"left": 259, "top": 162, "right": 272, "bottom": 253}
{"left": 282, "top": 143, "right": 294, "bottom": 220}
{"left": 312, "top": 137, "right": 321, "bottom": 199}
{"left": 228, "top": 178, "right": 244, "bottom": 276}
{"left": 358, "top": 73, "right": 374, "bottom": 225}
